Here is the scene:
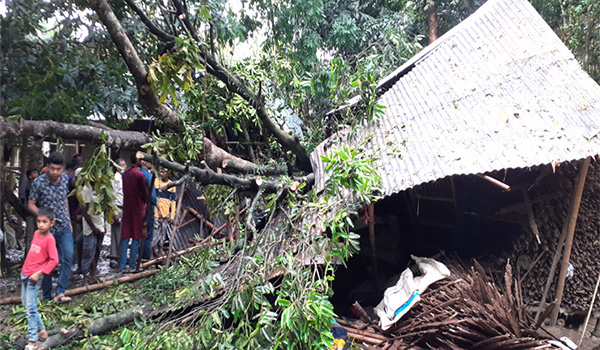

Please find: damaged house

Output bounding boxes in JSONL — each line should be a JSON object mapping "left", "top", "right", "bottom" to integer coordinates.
{"left": 308, "top": 0, "right": 600, "bottom": 339}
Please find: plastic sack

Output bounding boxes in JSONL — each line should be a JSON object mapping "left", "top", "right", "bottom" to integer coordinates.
{"left": 374, "top": 255, "right": 450, "bottom": 330}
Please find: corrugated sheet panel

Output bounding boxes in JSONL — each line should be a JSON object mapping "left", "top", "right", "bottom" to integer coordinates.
{"left": 311, "top": 0, "right": 600, "bottom": 197}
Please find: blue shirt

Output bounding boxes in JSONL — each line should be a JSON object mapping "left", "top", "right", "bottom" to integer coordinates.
{"left": 140, "top": 167, "right": 157, "bottom": 206}
{"left": 29, "top": 173, "right": 70, "bottom": 229}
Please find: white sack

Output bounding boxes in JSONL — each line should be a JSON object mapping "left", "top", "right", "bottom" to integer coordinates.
{"left": 374, "top": 255, "right": 450, "bottom": 330}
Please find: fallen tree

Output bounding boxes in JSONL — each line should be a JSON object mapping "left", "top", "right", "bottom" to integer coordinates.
{"left": 39, "top": 304, "right": 153, "bottom": 349}
{"left": 0, "top": 119, "right": 151, "bottom": 150}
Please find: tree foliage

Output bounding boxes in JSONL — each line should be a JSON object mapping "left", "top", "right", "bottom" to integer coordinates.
{"left": 0, "top": 0, "right": 144, "bottom": 125}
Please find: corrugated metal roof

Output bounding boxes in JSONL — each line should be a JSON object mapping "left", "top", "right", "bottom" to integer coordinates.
{"left": 311, "top": 0, "right": 600, "bottom": 196}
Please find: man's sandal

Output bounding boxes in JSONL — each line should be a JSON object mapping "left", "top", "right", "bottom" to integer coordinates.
{"left": 53, "top": 294, "right": 72, "bottom": 303}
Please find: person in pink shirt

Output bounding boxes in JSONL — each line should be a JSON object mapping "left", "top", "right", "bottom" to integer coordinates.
{"left": 21, "top": 207, "right": 59, "bottom": 350}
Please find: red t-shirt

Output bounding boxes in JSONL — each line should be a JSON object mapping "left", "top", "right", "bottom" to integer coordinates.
{"left": 22, "top": 230, "right": 59, "bottom": 277}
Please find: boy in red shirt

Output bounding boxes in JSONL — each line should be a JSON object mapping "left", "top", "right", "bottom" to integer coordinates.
{"left": 21, "top": 207, "right": 59, "bottom": 349}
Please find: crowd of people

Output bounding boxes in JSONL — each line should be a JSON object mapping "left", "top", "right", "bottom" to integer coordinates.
{"left": 2, "top": 151, "right": 177, "bottom": 348}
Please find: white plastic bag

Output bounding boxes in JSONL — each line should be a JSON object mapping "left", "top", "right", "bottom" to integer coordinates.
{"left": 374, "top": 255, "right": 450, "bottom": 330}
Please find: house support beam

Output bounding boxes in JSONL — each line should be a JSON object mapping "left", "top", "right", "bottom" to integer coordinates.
{"left": 477, "top": 174, "right": 511, "bottom": 191}
{"left": 550, "top": 157, "right": 591, "bottom": 325}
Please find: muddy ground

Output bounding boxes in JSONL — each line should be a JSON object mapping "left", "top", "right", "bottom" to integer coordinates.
{"left": 2, "top": 229, "right": 600, "bottom": 349}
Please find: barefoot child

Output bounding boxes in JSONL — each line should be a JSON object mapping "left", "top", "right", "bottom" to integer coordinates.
{"left": 21, "top": 207, "right": 59, "bottom": 349}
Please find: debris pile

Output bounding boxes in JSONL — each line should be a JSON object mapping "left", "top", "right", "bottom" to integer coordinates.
{"left": 339, "top": 260, "right": 556, "bottom": 349}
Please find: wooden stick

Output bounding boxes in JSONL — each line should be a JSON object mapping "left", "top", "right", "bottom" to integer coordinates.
{"left": 142, "top": 238, "right": 221, "bottom": 269}
{"left": 188, "top": 207, "right": 214, "bottom": 230}
{"left": 346, "top": 332, "right": 385, "bottom": 345}
{"left": 176, "top": 217, "right": 197, "bottom": 230}
{"left": 368, "top": 204, "right": 377, "bottom": 271}
{"left": 550, "top": 156, "right": 591, "bottom": 325}
{"left": 414, "top": 194, "right": 454, "bottom": 202}
{"left": 477, "top": 174, "right": 511, "bottom": 191}
{"left": 522, "top": 189, "right": 541, "bottom": 244}
{"left": 1, "top": 270, "right": 157, "bottom": 305}
{"left": 165, "top": 182, "right": 186, "bottom": 268}
{"left": 1, "top": 239, "right": 224, "bottom": 305}
{"left": 352, "top": 301, "right": 373, "bottom": 323}
{"left": 519, "top": 250, "right": 546, "bottom": 285}
{"left": 332, "top": 324, "right": 390, "bottom": 342}
{"left": 578, "top": 268, "right": 600, "bottom": 347}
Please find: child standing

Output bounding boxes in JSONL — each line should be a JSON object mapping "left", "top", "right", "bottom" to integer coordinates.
{"left": 21, "top": 207, "right": 59, "bottom": 350}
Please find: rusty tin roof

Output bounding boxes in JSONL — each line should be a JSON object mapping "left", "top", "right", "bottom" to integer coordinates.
{"left": 310, "top": 0, "right": 600, "bottom": 197}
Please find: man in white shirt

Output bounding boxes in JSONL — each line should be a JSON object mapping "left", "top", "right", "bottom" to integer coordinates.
{"left": 79, "top": 168, "right": 105, "bottom": 285}
{"left": 109, "top": 158, "right": 126, "bottom": 268}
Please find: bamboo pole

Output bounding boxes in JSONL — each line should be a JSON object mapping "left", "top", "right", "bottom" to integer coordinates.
{"left": 535, "top": 158, "right": 591, "bottom": 322}
{"left": 550, "top": 157, "right": 591, "bottom": 325}
{"left": 578, "top": 268, "right": 600, "bottom": 347}
{"left": 165, "top": 182, "right": 186, "bottom": 267}
{"left": 0, "top": 270, "right": 157, "bottom": 305}
{"left": 1, "top": 239, "right": 223, "bottom": 305}
{"left": 477, "top": 174, "right": 511, "bottom": 191}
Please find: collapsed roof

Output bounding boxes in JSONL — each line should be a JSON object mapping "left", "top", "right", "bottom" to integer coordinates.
{"left": 310, "top": 0, "right": 600, "bottom": 196}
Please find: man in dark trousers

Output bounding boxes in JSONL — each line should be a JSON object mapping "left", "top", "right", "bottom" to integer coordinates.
{"left": 119, "top": 153, "right": 149, "bottom": 272}
{"left": 140, "top": 160, "right": 157, "bottom": 260}
{"left": 28, "top": 151, "right": 73, "bottom": 303}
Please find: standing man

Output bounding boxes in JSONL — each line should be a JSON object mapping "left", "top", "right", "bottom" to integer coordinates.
{"left": 109, "top": 158, "right": 126, "bottom": 269}
{"left": 120, "top": 153, "right": 148, "bottom": 273}
{"left": 153, "top": 169, "right": 176, "bottom": 257}
{"left": 140, "top": 160, "right": 157, "bottom": 260}
{"left": 28, "top": 151, "right": 73, "bottom": 303}
{"left": 65, "top": 158, "right": 82, "bottom": 273}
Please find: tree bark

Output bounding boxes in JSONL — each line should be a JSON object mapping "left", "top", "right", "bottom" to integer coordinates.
{"left": 1, "top": 184, "right": 29, "bottom": 219}
{"left": 203, "top": 138, "right": 285, "bottom": 175}
{"left": 140, "top": 151, "right": 288, "bottom": 194}
{"left": 426, "top": 0, "right": 439, "bottom": 44}
{"left": 38, "top": 304, "right": 152, "bottom": 349}
{"left": 0, "top": 119, "right": 151, "bottom": 150}
{"left": 89, "top": 0, "right": 183, "bottom": 133}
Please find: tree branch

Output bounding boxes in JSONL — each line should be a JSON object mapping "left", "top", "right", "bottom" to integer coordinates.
{"left": 123, "top": 0, "right": 174, "bottom": 42}
{"left": 203, "top": 137, "right": 286, "bottom": 175}
{"left": 140, "top": 152, "right": 307, "bottom": 194}
{"left": 171, "top": 0, "right": 311, "bottom": 171}
{"left": 89, "top": 0, "right": 182, "bottom": 132}
{"left": 0, "top": 119, "right": 151, "bottom": 149}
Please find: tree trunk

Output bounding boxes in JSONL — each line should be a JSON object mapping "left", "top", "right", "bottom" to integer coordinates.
{"left": 0, "top": 120, "right": 151, "bottom": 150}
{"left": 89, "top": 0, "right": 183, "bottom": 133}
{"left": 38, "top": 304, "right": 152, "bottom": 349}
{"left": 426, "top": 0, "right": 439, "bottom": 44}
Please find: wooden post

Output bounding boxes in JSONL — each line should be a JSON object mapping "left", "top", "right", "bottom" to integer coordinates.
{"left": 165, "top": 183, "right": 186, "bottom": 267}
{"left": 550, "top": 157, "right": 591, "bottom": 325}
{"left": 368, "top": 203, "right": 378, "bottom": 282}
